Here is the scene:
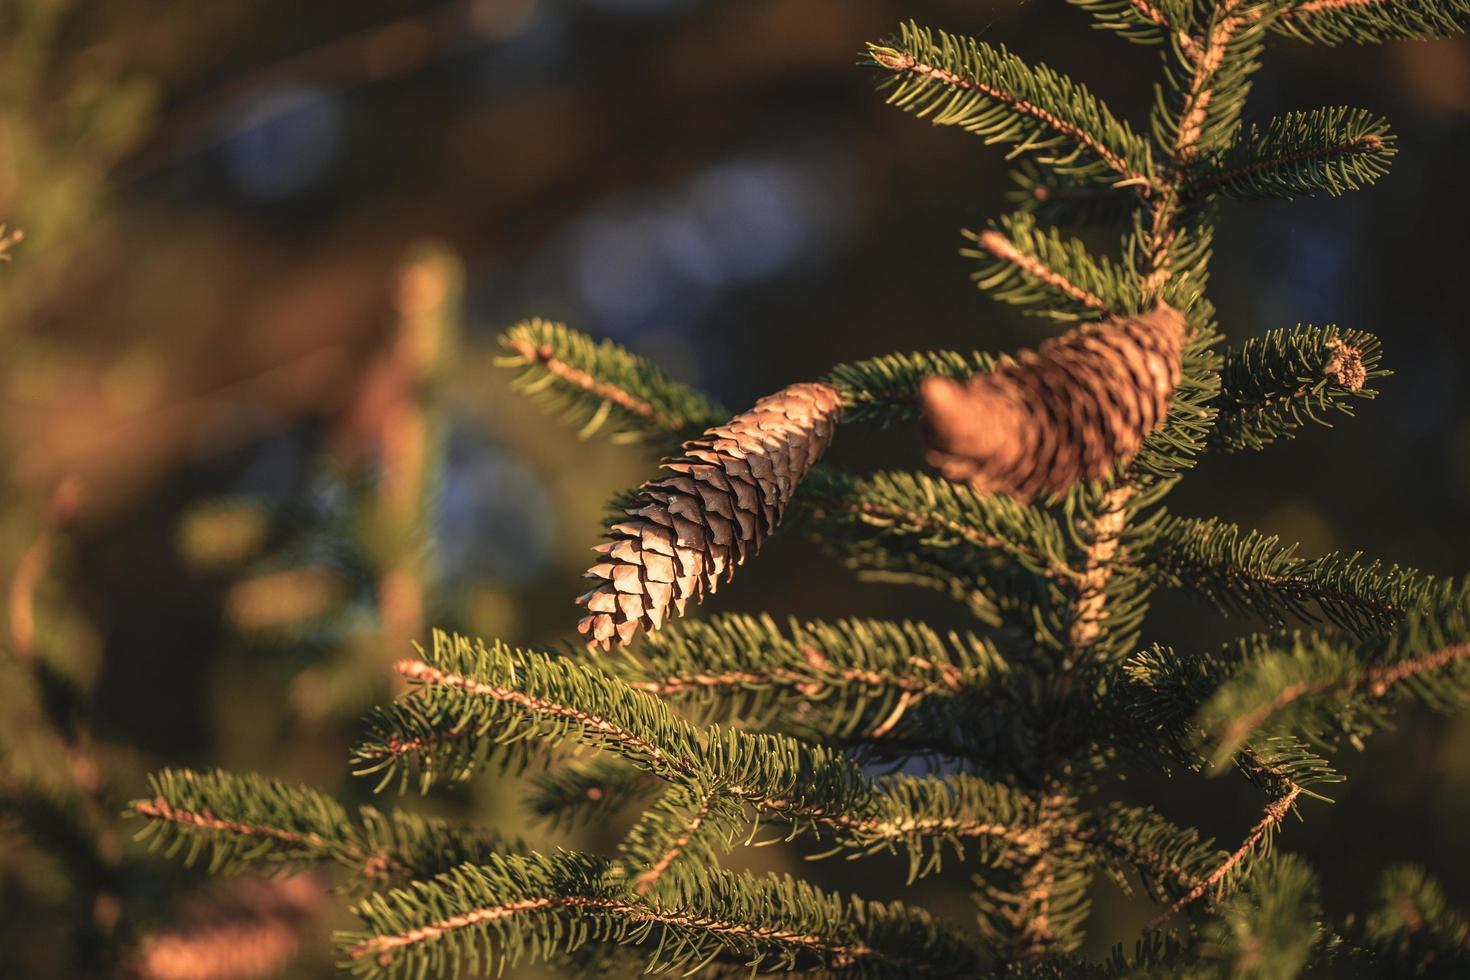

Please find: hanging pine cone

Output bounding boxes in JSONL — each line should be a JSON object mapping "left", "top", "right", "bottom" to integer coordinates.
{"left": 920, "top": 305, "right": 1186, "bottom": 502}
{"left": 577, "top": 382, "right": 844, "bottom": 649}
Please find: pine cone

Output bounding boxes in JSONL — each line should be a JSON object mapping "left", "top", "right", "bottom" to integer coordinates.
{"left": 920, "top": 305, "right": 1186, "bottom": 502}
{"left": 577, "top": 382, "right": 843, "bottom": 649}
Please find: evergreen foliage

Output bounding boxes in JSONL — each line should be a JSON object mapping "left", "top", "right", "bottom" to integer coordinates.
{"left": 1209, "top": 324, "right": 1385, "bottom": 451}
{"left": 498, "top": 318, "right": 728, "bottom": 444}
{"left": 130, "top": 2, "right": 1470, "bottom": 977}
{"left": 1189, "top": 107, "right": 1396, "bottom": 199}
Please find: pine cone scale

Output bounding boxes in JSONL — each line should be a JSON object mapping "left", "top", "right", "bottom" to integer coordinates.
{"left": 577, "top": 382, "right": 843, "bottom": 649}
{"left": 921, "top": 305, "right": 1186, "bottom": 501}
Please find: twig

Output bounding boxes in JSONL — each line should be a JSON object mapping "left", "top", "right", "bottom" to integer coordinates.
{"left": 1144, "top": 783, "right": 1301, "bottom": 932}
{"left": 632, "top": 785, "right": 722, "bottom": 895}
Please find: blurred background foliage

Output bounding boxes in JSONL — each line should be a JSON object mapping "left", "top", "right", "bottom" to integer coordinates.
{"left": 1, "top": 0, "right": 1467, "bottom": 976}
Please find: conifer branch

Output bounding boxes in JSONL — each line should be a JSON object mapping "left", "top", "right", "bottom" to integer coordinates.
{"left": 1144, "top": 782, "right": 1300, "bottom": 932}
{"left": 129, "top": 769, "right": 509, "bottom": 883}
{"left": 1171, "top": 0, "right": 1253, "bottom": 166}
{"left": 962, "top": 214, "right": 1143, "bottom": 320}
{"left": 967, "top": 230, "right": 1108, "bottom": 317}
{"left": 1143, "top": 515, "right": 1434, "bottom": 633}
{"left": 1073, "top": 804, "right": 1214, "bottom": 903}
{"left": 1187, "top": 108, "right": 1395, "bottom": 199}
{"left": 802, "top": 468, "right": 1079, "bottom": 587}
{"left": 1198, "top": 582, "right": 1470, "bottom": 765}
{"left": 341, "top": 853, "right": 984, "bottom": 978}
{"left": 1192, "top": 855, "right": 1324, "bottom": 977}
{"left": 866, "top": 22, "right": 1154, "bottom": 187}
{"left": 497, "top": 319, "right": 727, "bottom": 443}
{"left": 1356, "top": 865, "right": 1470, "bottom": 973}
{"left": 629, "top": 784, "right": 727, "bottom": 895}
{"left": 1065, "top": 0, "right": 1184, "bottom": 44}
{"left": 1210, "top": 325, "right": 1384, "bottom": 453}
{"left": 1269, "top": 0, "right": 1470, "bottom": 44}
{"left": 609, "top": 613, "right": 1001, "bottom": 737}
{"left": 1068, "top": 487, "right": 1134, "bottom": 657}
{"left": 616, "top": 783, "right": 745, "bottom": 902}
{"left": 1008, "top": 161, "right": 1143, "bottom": 225}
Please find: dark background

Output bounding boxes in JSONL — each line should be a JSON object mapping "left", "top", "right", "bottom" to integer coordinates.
{"left": 3, "top": 0, "right": 1467, "bottom": 975}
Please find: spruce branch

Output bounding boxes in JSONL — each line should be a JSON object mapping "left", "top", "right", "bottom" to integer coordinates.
{"left": 1142, "top": 515, "right": 1436, "bottom": 633}
{"left": 1199, "top": 585, "right": 1470, "bottom": 765}
{"left": 1270, "top": 0, "right": 1470, "bottom": 44}
{"left": 1143, "top": 782, "right": 1300, "bottom": 933}
{"left": 609, "top": 613, "right": 1002, "bottom": 737}
{"left": 1074, "top": 804, "right": 1216, "bottom": 906}
{"left": 800, "top": 467, "right": 1079, "bottom": 620}
{"left": 621, "top": 782, "right": 743, "bottom": 895}
{"left": 866, "top": 22, "right": 1155, "bottom": 188}
{"left": 1007, "top": 160, "right": 1142, "bottom": 226}
{"left": 1152, "top": 0, "right": 1271, "bottom": 170}
{"left": 497, "top": 319, "right": 727, "bottom": 444}
{"left": 1191, "top": 855, "right": 1324, "bottom": 978}
{"left": 973, "top": 790, "right": 1093, "bottom": 958}
{"left": 1187, "top": 107, "right": 1395, "bottom": 199}
{"left": 1065, "top": 0, "right": 1187, "bottom": 43}
{"left": 354, "top": 631, "right": 875, "bottom": 823}
{"left": 1209, "top": 324, "right": 1384, "bottom": 453}
{"left": 359, "top": 634, "right": 1045, "bottom": 873}
{"left": 342, "top": 853, "right": 984, "bottom": 978}
{"left": 1109, "top": 644, "right": 1345, "bottom": 797}
{"left": 837, "top": 774, "right": 1044, "bottom": 883}
{"left": 129, "top": 769, "right": 509, "bottom": 883}
{"left": 962, "top": 213, "right": 1142, "bottom": 320}
{"left": 1357, "top": 865, "right": 1470, "bottom": 974}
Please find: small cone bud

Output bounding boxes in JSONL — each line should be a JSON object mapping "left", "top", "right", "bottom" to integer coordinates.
{"left": 578, "top": 382, "right": 843, "bottom": 649}
{"left": 922, "top": 305, "right": 1186, "bottom": 501}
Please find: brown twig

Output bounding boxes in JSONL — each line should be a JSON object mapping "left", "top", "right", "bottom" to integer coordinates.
{"left": 1366, "top": 642, "right": 1470, "bottom": 695}
{"left": 632, "top": 785, "right": 722, "bottom": 895}
{"left": 392, "top": 658, "right": 1034, "bottom": 847}
{"left": 1144, "top": 784, "right": 1301, "bottom": 932}
{"left": 1067, "top": 487, "right": 1134, "bottom": 658}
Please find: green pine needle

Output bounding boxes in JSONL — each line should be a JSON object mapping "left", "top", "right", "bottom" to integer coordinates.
{"left": 497, "top": 319, "right": 727, "bottom": 444}
{"left": 1210, "top": 324, "right": 1385, "bottom": 453}
{"left": 1272, "top": 0, "right": 1470, "bottom": 45}
{"left": 865, "top": 22, "right": 1155, "bottom": 186}
{"left": 1189, "top": 108, "right": 1396, "bottom": 200}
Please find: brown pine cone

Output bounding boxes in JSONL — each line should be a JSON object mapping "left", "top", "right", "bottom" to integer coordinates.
{"left": 920, "top": 305, "right": 1187, "bottom": 502}
{"left": 577, "top": 382, "right": 844, "bottom": 649}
